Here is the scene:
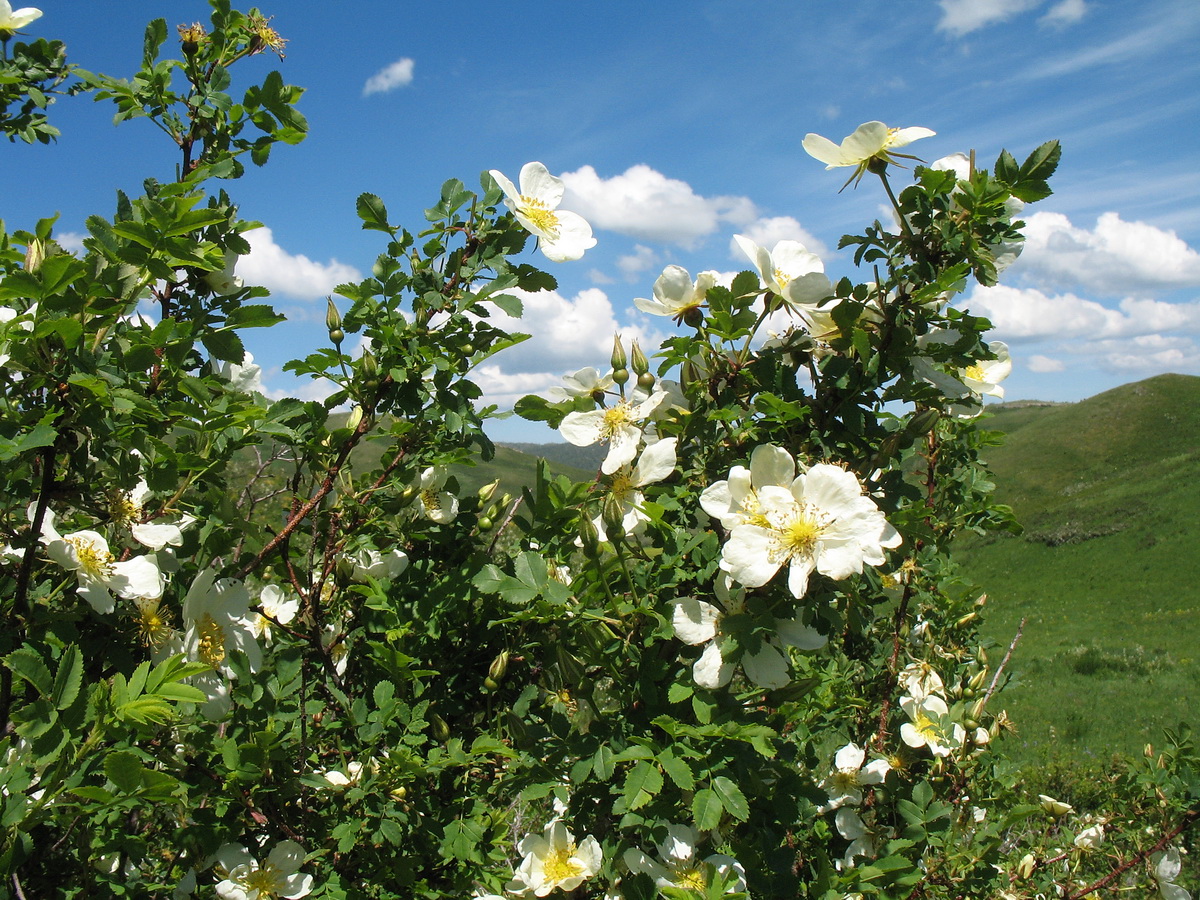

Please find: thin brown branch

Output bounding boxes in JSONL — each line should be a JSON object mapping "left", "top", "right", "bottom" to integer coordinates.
{"left": 983, "top": 616, "right": 1025, "bottom": 707}
{"left": 1064, "top": 808, "right": 1199, "bottom": 900}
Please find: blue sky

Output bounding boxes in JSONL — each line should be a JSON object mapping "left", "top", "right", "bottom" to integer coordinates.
{"left": 6, "top": 0, "right": 1200, "bottom": 441}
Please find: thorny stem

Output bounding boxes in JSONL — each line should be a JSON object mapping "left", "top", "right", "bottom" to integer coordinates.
{"left": 1063, "top": 808, "right": 1199, "bottom": 899}
{"left": 982, "top": 616, "right": 1025, "bottom": 707}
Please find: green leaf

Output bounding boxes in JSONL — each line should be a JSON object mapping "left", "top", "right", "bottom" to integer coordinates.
{"left": 201, "top": 329, "right": 245, "bottom": 364}
{"left": 712, "top": 776, "right": 749, "bottom": 821}
{"left": 1019, "top": 139, "right": 1061, "bottom": 182}
{"left": 491, "top": 293, "right": 523, "bottom": 317}
{"left": 4, "top": 649, "right": 53, "bottom": 697}
{"left": 357, "top": 193, "right": 391, "bottom": 233}
{"left": 52, "top": 645, "right": 82, "bottom": 710}
{"left": 622, "top": 760, "right": 663, "bottom": 811}
{"left": 104, "top": 751, "right": 146, "bottom": 793}
{"left": 441, "top": 819, "right": 485, "bottom": 863}
{"left": 592, "top": 745, "right": 616, "bottom": 781}
{"left": 692, "top": 788, "right": 723, "bottom": 831}
{"left": 658, "top": 751, "right": 695, "bottom": 791}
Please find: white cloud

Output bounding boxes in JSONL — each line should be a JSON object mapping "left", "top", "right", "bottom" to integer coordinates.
{"left": 730, "top": 216, "right": 829, "bottom": 260}
{"left": 560, "top": 164, "right": 757, "bottom": 247}
{"left": 484, "top": 287, "right": 667, "bottom": 376}
{"left": 240, "top": 227, "right": 361, "bottom": 300}
{"left": 963, "top": 283, "right": 1200, "bottom": 376}
{"left": 1039, "top": 0, "right": 1087, "bottom": 27}
{"left": 56, "top": 232, "right": 86, "bottom": 254}
{"left": 616, "top": 245, "right": 659, "bottom": 280}
{"left": 1017, "top": 211, "right": 1200, "bottom": 296}
{"left": 363, "top": 58, "right": 415, "bottom": 96}
{"left": 1028, "top": 354, "right": 1066, "bottom": 372}
{"left": 937, "top": 0, "right": 1042, "bottom": 35}
{"left": 964, "top": 284, "right": 1200, "bottom": 341}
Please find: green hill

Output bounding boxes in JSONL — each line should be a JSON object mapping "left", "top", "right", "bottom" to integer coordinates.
{"left": 956, "top": 373, "right": 1200, "bottom": 763}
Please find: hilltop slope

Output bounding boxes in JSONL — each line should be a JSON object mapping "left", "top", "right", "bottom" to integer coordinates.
{"left": 956, "top": 373, "right": 1200, "bottom": 761}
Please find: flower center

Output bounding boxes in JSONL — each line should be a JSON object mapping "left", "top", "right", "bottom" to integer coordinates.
{"left": 134, "top": 600, "right": 175, "bottom": 650}
{"left": 542, "top": 846, "right": 583, "bottom": 885}
{"left": 672, "top": 865, "right": 708, "bottom": 891}
{"left": 68, "top": 536, "right": 114, "bottom": 579}
{"left": 913, "top": 711, "right": 942, "bottom": 742}
{"left": 770, "top": 507, "right": 824, "bottom": 563}
{"left": 609, "top": 471, "right": 634, "bottom": 501}
{"left": 197, "top": 613, "right": 227, "bottom": 668}
{"left": 518, "top": 198, "right": 561, "bottom": 238}
{"left": 962, "top": 363, "right": 985, "bottom": 381}
{"left": 599, "top": 403, "right": 635, "bottom": 441}
{"left": 421, "top": 489, "right": 442, "bottom": 514}
{"left": 109, "top": 491, "right": 141, "bottom": 529}
{"left": 832, "top": 770, "right": 860, "bottom": 792}
{"left": 241, "top": 863, "right": 284, "bottom": 895}
{"left": 773, "top": 266, "right": 793, "bottom": 290}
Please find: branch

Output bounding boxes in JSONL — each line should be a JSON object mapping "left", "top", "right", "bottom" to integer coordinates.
{"left": 1064, "top": 808, "right": 1199, "bottom": 900}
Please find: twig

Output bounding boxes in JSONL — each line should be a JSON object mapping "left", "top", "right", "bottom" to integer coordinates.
{"left": 1064, "top": 808, "right": 1199, "bottom": 900}
{"left": 983, "top": 616, "right": 1025, "bottom": 707}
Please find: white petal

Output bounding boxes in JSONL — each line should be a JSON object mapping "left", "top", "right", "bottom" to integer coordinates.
{"left": 834, "top": 743, "right": 865, "bottom": 772}
{"left": 693, "top": 641, "right": 732, "bottom": 688}
{"left": 749, "top": 444, "right": 795, "bottom": 490}
{"left": 776, "top": 616, "right": 827, "bottom": 650}
{"left": 633, "top": 438, "right": 677, "bottom": 486}
{"left": 518, "top": 161, "right": 565, "bottom": 208}
{"left": 672, "top": 598, "right": 719, "bottom": 644}
{"left": 559, "top": 409, "right": 602, "bottom": 447}
{"left": 742, "top": 641, "right": 790, "bottom": 689}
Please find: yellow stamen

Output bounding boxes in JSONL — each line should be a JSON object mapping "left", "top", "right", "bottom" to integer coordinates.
{"left": 134, "top": 600, "right": 175, "bottom": 650}
{"left": 196, "top": 613, "right": 227, "bottom": 668}
{"left": 108, "top": 491, "right": 141, "bottom": 529}
{"left": 542, "top": 846, "right": 583, "bottom": 885}
{"left": 68, "top": 536, "right": 114, "bottom": 579}
{"left": 962, "top": 363, "right": 985, "bottom": 381}
{"left": 773, "top": 511, "right": 822, "bottom": 562}
{"left": 240, "top": 864, "right": 282, "bottom": 893}
{"left": 518, "top": 198, "right": 560, "bottom": 238}
{"left": 673, "top": 865, "right": 707, "bottom": 891}
{"left": 599, "top": 403, "right": 635, "bottom": 441}
{"left": 421, "top": 489, "right": 442, "bottom": 514}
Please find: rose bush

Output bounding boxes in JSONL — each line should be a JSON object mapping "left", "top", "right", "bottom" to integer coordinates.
{"left": 0, "top": 4, "right": 1195, "bottom": 898}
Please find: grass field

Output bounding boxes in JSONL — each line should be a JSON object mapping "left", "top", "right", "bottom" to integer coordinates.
{"left": 955, "top": 373, "right": 1200, "bottom": 763}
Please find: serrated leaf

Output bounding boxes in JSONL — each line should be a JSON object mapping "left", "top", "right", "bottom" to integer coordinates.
{"left": 5, "top": 648, "right": 53, "bottom": 697}
{"left": 1019, "top": 139, "right": 1061, "bottom": 182}
{"left": 373, "top": 680, "right": 396, "bottom": 709}
{"left": 622, "top": 760, "right": 663, "bottom": 811}
{"left": 692, "top": 787, "right": 723, "bottom": 831}
{"left": 593, "top": 745, "right": 616, "bottom": 781}
{"left": 994, "top": 149, "right": 1019, "bottom": 183}
{"left": 441, "top": 819, "right": 485, "bottom": 863}
{"left": 357, "top": 193, "right": 391, "bottom": 232}
{"left": 659, "top": 752, "right": 695, "bottom": 790}
{"left": 105, "top": 750, "right": 145, "bottom": 793}
{"left": 491, "top": 293, "right": 523, "bottom": 317}
{"left": 712, "top": 776, "right": 749, "bottom": 821}
{"left": 667, "top": 682, "right": 693, "bottom": 704}
{"left": 52, "top": 645, "right": 82, "bottom": 710}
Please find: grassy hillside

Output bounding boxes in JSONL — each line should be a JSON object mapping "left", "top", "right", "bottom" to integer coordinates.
{"left": 956, "top": 373, "right": 1200, "bottom": 763}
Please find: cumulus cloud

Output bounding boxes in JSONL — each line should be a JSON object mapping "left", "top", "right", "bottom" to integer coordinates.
{"left": 1017, "top": 211, "right": 1200, "bottom": 296}
{"left": 616, "top": 245, "right": 659, "bottom": 280}
{"left": 560, "top": 164, "right": 757, "bottom": 247}
{"left": 937, "top": 0, "right": 1042, "bottom": 35}
{"left": 1028, "top": 354, "right": 1066, "bottom": 372}
{"left": 730, "top": 216, "right": 829, "bottom": 260}
{"left": 363, "top": 58, "right": 415, "bottom": 96}
{"left": 484, "top": 287, "right": 667, "bottom": 376}
{"left": 965, "top": 284, "right": 1200, "bottom": 341}
{"left": 240, "top": 227, "right": 361, "bottom": 299}
{"left": 1039, "top": 0, "right": 1087, "bottom": 27}
{"left": 962, "top": 283, "right": 1200, "bottom": 376}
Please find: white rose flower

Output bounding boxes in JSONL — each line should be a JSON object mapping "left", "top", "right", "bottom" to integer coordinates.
{"left": 490, "top": 162, "right": 596, "bottom": 262}
{"left": 716, "top": 458, "right": 901, "bottom": 599}
{"left": 215, "top": 841, "right": 313, "bottom": 900}
{"left": 506, "top": 820, "right": 602, "bottom": 897}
